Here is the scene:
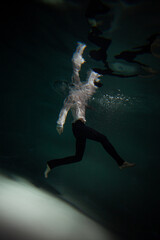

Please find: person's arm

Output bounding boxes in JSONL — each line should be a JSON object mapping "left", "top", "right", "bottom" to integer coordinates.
{"left": 56, "top": 96, "right": 72, "bottom": 134}
{"left": 71, "top": 42, "right": 86, "bottom": 85}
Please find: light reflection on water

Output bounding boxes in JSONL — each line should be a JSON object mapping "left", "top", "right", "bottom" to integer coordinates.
{"left": 92, "top": 91, "right": 149, "bottom": 113}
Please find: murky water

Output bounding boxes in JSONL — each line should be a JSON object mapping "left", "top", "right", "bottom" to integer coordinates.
{"left": 0, "top": 1, "right": 160, "bottom": 240}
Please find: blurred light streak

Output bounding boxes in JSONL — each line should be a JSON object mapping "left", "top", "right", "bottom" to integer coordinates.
{"left": 0, "top": 174, "right": 116, "bottom": 240}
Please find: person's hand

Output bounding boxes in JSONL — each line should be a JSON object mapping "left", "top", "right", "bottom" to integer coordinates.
{"left": 56, "top": 125, "right": 63, "bottom": 135}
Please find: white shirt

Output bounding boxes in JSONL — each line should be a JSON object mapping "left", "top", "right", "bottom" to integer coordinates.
{"left": 57, "top": 82, "right": 97, "bottom": 127}
{"left": 56, "top": 42, "right": 101, "bottom": 128}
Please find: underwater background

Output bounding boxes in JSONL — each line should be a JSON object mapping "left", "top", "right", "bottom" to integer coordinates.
{"left": 0, "top": 0, "right": 160, "bottom": 239}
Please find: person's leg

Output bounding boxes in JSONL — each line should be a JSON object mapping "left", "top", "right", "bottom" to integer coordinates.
{"left": 47, "top": 137, "right": 86, "bottom": 169}
{"left": 83, "top": 125, "right": 125, "bottom": 166}
{"left": 44, "top": 124, "right": 86, "bottom": 178}
{"left": 83, "top": 125, "right": 135, "bottom": 168}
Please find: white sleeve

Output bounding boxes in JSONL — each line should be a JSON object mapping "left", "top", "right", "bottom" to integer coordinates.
{"left": 56, "top": 96, "right": 72, "bottom": 127}
{"left": 71, "top": 42, "right": 86, "bottom": 85}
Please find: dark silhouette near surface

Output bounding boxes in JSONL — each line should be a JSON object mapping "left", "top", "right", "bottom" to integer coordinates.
{"left": 85, "top": 1, "right": 159, "bottom": 78}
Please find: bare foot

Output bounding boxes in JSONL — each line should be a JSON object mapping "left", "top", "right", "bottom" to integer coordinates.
{"left": 44, "top": 165, "right": 51, "bottom": 178}
{"left": 119, "top": 161, "right": 136, "bottom": 170}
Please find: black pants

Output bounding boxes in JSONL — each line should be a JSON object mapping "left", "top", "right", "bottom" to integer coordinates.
{"left": 48, "top": 120, "right": 124, "bottom": 169}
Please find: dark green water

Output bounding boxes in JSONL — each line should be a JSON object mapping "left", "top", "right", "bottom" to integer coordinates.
{"left": 0, "top": 1, "right": 160, "bottom": 239}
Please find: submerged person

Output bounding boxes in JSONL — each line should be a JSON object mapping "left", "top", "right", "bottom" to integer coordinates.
{"left": 44, "top": 42, "right": 135, "bottom": 178}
